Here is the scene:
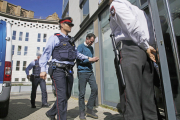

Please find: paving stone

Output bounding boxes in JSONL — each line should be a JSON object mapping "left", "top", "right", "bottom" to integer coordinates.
{"left": 0, "top": 92, "right": 123, "bottom": 120}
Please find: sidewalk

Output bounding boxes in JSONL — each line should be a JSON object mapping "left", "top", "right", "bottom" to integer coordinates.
{"left": 1, "top": 92, "right": 123, "bottom": 120}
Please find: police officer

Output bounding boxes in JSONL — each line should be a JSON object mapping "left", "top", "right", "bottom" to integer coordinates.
{"left": 109, "top": 0, "right": 158, "bottom": 120}
{"left": 25, "top": 52, "right": 49, "bottom": 108}
{"left": 39, "top": 17, "right": 99, "bottom": 120}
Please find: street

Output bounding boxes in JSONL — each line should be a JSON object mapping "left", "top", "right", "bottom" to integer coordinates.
{"left": 1, "top": 92, "right": 123, "bottom": 120}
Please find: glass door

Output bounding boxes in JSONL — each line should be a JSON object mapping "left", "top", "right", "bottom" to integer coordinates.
{"left": 99, "top": 7, "right": 120, "bottom": 107}
{"left": 148, "top": 0, "right": 177, "bottom": 119}
{"left": 72, "top": 24, "right": 94, "bottom": 100}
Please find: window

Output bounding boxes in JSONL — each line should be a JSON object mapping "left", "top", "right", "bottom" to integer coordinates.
{"left": 37, "top": 47, "right": 40, "bottom": 55}
{"left": 82, "top": 0, "right": 89, "bottom": 20}
{"left": 12, "top": 31, "right": 16, "bottom": 40}
{"left": 23, "top": 61, "right": 27, "bottom": 71}
{"left": 156, "top": 0, "right": 180, "bottom": 113}
{"left": 43, "top": 47, "right": 45, "bottom": 52}
{"left": 22, "top": 78, "right": 26, "bottom": 82}
{"left": 128, "top": 0, "right": 136, "bottom": 5}
{"left": 72, "top": 24, "right": 94, "bottom": 98}
{"left": 12, "top": 60, "right": 13, "bottom": 70}
{"left": 12, "top": 45, "right": 15, "bottom": 55}
{"left": 100, "top": 8, "right": 120, "bottom": 103}
{"left": 62, "top": 4, "right": 69, "bottom": 18}
{"left": 16, "top": 61, "right": 20, "bottom": 71}
{"left": 63, "top": 0, "right": 69, "bottom": 12}
{"left": 15, "top": 78, "right": 19, "bottom": 82}
{"left": 43, "top": 34, "right": 47, "bottom": 42}
{"left": 24, "top": 46, "right": 28, "bottom": 55}
{"left": 17, "top": 46, "right": 21, "bottom": 55}
{"left": 37, "top": 33, "right": 41, "bottom": 42}
{"left": 19, "top": 32, "right": 23, "bottom": 41}
{"left": 37, "top": 47, "right": 40, "bottom": 52}
{"left": 25, "top": 32, "right": 29, "bottom": 41}
{"left": 140, "top": 0, "right": 147, "bottom": 5}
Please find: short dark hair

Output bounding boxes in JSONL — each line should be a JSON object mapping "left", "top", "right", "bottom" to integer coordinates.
{"left": 59, "top": 23, "right": 62, "bottom": 29}
{"left": 86, "top": 33, "right": 96, "bottom": 40}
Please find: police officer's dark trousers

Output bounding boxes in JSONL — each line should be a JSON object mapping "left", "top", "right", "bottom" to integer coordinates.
{"left": 78, "top": 72, "right": 98, "bottom": 112}
{"left": 47, "top": 67, "right": 73, "bottom": 120}
{"left": 31, "top": 77, "right": 47, "bottom": 105}
{"left": 119, "top": 41, "right": 158, "bottom": 120}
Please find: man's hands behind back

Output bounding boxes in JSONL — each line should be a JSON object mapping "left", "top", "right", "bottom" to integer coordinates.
{"left": 146, "top": 46, "right": 156, "bottom": 62}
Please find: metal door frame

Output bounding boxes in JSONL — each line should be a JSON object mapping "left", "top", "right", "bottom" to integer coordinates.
{"left": 148, "top": 0, "right": 176, "bottom": 119}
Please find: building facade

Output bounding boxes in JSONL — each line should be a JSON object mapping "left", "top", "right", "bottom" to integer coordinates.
{"left": 62, "top": 0, "right": 180, "bottom": 118}
{"left": 0, "top": 0, "right": 34, "bottom": 18}
{"left": 0, "top": 1, "right": 60, "bottom": 83}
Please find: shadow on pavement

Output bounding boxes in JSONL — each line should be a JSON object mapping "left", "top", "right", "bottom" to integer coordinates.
{"left": 66, "top": 106, "right": 98, "bottom": 120}
{"left": 103, "top": 112, "right": 124, "bottom": 120}
{"left": 2, "top": 99, "right": 54, "bottom": 120}
{"left": 67, "top": 106, "right": 79, "bottom": 120}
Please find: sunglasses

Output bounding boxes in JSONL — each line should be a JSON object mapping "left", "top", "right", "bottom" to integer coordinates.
{"left": 64, "top": 22, "right": 74, "bottom": 27}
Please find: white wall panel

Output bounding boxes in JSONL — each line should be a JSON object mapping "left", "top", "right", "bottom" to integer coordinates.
{"left": 69, "top": 0, "right": 81, "bottom": 37}
{"left": 89, "top": 0, "right": 98, "bottom": 17}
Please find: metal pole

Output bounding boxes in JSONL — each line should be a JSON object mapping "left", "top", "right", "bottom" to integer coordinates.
{"left": 19, "top": 85, "right": 21, "bottom": 93}
{"left": 163, "top": 0, "right": 180, "bottom": 84}
{"left": 72, "top": 83, "right": 74, "bottom": 96}
{"left": 148, "top": 0, "right": 176, "bottom": 120}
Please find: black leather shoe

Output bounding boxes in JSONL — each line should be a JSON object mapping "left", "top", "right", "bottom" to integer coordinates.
{"left": 42, "top": 103, "right": 50, "bottom": 108}
{"left": 79, "top": 111, "right": 86, "bottom": 120}
{"left": 86, "top": 109, "right": 98, "bottom": 119}
{"left": 31, "top": 105, "right": 36, "bottom": 108}
{"left": 46, "top": 112, "right": 56, "bottom": 120}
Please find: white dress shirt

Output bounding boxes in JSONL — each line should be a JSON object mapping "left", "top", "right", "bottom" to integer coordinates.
{"left": 110, "top": 0, "right": 156, "bottom": 50}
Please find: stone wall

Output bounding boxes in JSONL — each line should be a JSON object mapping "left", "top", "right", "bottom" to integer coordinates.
{"left": 0, "top": 0, "right": 34, "bottom": 18}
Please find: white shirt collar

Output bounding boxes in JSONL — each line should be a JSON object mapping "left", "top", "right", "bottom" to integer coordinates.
{"left": 84, "top": 42, "right": 88, "bottom": 46}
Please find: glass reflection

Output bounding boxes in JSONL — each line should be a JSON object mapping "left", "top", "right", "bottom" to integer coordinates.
{"left": 156, "top": 0, "right": 180, "bottom": 118}
{"left": 72, "top": 24, "right": 94, "bottom": 100}
{"left": 101, "top": 8, "right": 120, "bottom": 104}
{"left": 83, "top": 0, "right": 89, "bottom": 20}
{"left": 128, "top": 0, "right": 137, "bottom": 5}
{"left": 140, "top": 0, "right": 147, "bottom": 5}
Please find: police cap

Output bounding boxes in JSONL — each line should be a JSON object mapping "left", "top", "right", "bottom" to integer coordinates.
{"left": 59, "top": 17, "right": 74, "bottom": 27}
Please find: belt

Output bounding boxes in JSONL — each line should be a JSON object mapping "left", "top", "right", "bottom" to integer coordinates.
{"left": 31, "top": 75, "right": 40, "bottom": 78}
{"left": 122, "top": 40, "right": 137, "bottom": 46}
{"left": 55, "top": 63, "right": 73, "bottom": 69}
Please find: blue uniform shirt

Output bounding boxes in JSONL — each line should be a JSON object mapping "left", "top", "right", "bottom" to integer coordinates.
{"left": 25, "top": 60, "right": 48, "bottom": 75}
{"left": 39, "top": 31, "right": 88, "bottom": 72}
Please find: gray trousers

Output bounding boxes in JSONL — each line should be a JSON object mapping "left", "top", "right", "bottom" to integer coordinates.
{"left": 120, "top": 41, "right": 158, "bottom": 120}
{"left": 78, "top": 72, "right": 98, "bottom": 112}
